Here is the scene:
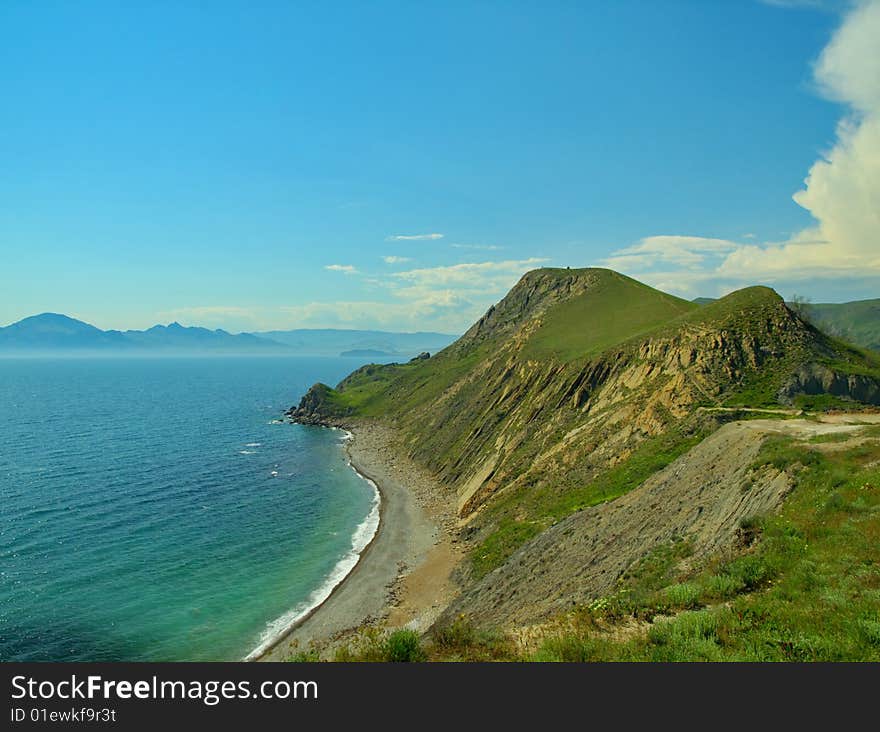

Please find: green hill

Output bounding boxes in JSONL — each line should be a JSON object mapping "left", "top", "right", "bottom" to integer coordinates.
{"left": 801, "top": 299, "right": 880, "bottom": 352}
{"left": 293, "top": 269, "right": 880, "bottom": 433}
{"left": 292, "top": 265, "right": 879, "bottom": 546}
{"left": 288, "top": 267, "right": 880, "bottom": 654}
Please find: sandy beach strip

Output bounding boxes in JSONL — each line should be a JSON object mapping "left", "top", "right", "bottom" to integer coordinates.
{"left": 256, "top": 421, "right": 461, "bottom": 661}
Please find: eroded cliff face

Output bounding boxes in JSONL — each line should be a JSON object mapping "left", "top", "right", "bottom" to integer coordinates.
{"left": 438, "top": 422, "right": 793, "bottom": 628}
{"left": 781, "top": 363, "right": 880, "bottom": 405}
{"left": 388, "top": 286, "right": 817, "bottom": 519}
{"left": 289, "top": 270, "right": 880, "bottom": 526}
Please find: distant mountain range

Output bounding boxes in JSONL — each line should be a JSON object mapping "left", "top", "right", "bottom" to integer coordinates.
{"left": 0, "top": 313, "right": 457, "bottom": 358}
{"left": 254, "top": 328, "right": 458, "bottom": 358}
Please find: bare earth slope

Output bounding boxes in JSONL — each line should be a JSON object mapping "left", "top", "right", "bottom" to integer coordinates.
{"left": 438, "top": 415, "right": 879, "bottom": 629}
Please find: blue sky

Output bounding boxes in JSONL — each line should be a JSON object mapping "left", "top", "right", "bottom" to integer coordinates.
{"left": 1, "top": 0, "right": 877, "bottom": 333}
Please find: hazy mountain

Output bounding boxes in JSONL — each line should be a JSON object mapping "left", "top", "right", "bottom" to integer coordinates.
{"left": 121, "top": 322, "right": 282, "bottom": 351}
{"left": 0, "top": 313, "right": 459, "bottom": 358}
{"left": 255, "top": 328, "right": 458, "bottom": 357}
{"left": 0, "top": 313, "right": 130, "bottom": 350}
{"left": 339, "top": 349, "right": 396, "bottom": 358}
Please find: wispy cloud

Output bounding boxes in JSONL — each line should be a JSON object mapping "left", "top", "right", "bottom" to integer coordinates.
{"left": 160, "top": 257, "right": 553, "bottom": 333}
{"left": 324, "top": 264, "right": 359, "bottom": 274}
{"left": 392, "top": 258, "right": 548, "bottom": 290}
{"left": 386, "top": 233, "right": 444, "bottom": 241}
{"left": 450, "top": 243, "right": 504, "bottom": 251}
{"left": 382, "top": 255, "right": 411, "bottom": 264}
{"left": 284, "top": 257, "right": 550, "bottom": 331}
{"left": 603, "top": 236, "right": 740, "bottom": 272}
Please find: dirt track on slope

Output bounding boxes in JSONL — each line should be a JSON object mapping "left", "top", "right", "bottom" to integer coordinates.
{"left": 440, "top": 414, "right": 878, "bottom": 629}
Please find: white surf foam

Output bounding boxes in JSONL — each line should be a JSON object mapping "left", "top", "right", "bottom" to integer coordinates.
{"left": 244, "top": 458, "right": 381, "bottom": 661}
{"left": 245, "top": 442, "right": 262, "bottom": 447}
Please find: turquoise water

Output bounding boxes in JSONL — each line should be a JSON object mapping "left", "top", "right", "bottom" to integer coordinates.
{"left": 0, "top": 356, "right": 377, "bottom": 661}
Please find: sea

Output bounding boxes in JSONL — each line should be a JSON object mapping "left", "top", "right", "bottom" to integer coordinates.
{"left": 0, "top": 356, "right": 381, "bottom": 661}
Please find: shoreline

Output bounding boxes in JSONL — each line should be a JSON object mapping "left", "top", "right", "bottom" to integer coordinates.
{"left": 244, "top": 428, "right": 382, "bottom": 661}
{"left": 254, "top": 421, "right": 459, "bottom": 661}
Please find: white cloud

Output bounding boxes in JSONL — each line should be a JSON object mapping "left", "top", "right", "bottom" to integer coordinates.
{"left": 605, "top": 1, "right": 880, "bottom": 295}
{"left": 153, "top": 258, "right": 553, "bottom": 333}
{"left": 718, "top": 0, "right": 880, "bottom": 282}
{"left": 392, "top": 258, "right": 548, "bottom": 291}
{"left": 603, "top": 236, "right": 740, "bottom": 271}
{"left": 382, "top": 255, "right": 411, "bottom": 264}
{"left": 283, "top": 258, "right": 550, "bottom": 331}
{"left": 386, "top": 233, "right": 444, "bottom": 241}
{"left": 450, "top": 243, "right": 504, "bottom": 251}
{"left": 279, "top": 298, "right": 477, "bottom": 333}
{"left": 324, "top": 264, "right": 359, "bottom": 274}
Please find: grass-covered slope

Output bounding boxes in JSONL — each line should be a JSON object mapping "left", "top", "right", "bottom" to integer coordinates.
{"left": 460, "top": 429, "right": 880, "bottom": 661}
{"left": 329, "top": 424, "right": 880, "bottom": 662}
{"left": 290, "top": 266, "right": 880, "bottom": 580}
{"left": 802, "top": 299, "right": 880, "bottom": 352}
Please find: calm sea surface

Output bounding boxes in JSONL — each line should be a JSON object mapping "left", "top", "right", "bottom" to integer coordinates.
{"left": 0, "top": 356, "right": 377, "bottom": 661}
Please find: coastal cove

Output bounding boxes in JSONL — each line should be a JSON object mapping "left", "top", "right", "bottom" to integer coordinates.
{"left": 0, "top": 356, "right": 389, "bottom": 662}
{"left": 257, "top": 422, "right": 461, "bottom": 661}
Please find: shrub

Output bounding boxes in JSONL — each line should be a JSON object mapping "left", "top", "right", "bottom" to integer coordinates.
{"left": 857, "top": 619, "right": 880, "bottom": 647}
{"left": 287, "top": 649, "right": 321, "bottom": 662}
{"left": 533, "top": 635, "right": 607, "bottom": 662}
{"left": 662, "top": 582, "right": 702, "bottom": 609}
{"left": 701, "top": 573, "right": 745, "bottom": 600}
{"left": 648, "top": 609, "right": 718, "bottom": 646}
{"left": 332, "top": 627, "right": 387, "bottom": 662}
{"left": 724, "top": 554, "right": 775, "bottom": 591}
{"left": 386, "top": 629, "right": 426, "bottom": 662}
{"left": 433, "top": 617, "right": 476, "bottom": 649}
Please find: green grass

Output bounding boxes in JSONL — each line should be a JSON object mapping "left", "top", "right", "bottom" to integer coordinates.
{"left": 306, "top": 432, "right": 880, "bottom": 663}
{"left": 416, "top": 434, "right": 880, "bottom": 662}
{"left": 793, "top": 393, "right": 866, "bottom": 412}
{"left": 333, "top": 628, "right": 427, "bottom": 662}
{"left": 314, "top": 345, "right": 489, "bottom": 419}
{"left": 520, "top": 270, "right": 696, "bottom": 362}
{"left": 803, "top": 299, "right": 880, "bottom": 352}
{"left": 525, "top": 435, "right": 880, "bottom": 661}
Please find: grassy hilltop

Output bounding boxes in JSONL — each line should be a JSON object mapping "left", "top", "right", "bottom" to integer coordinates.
{"left": 289, "top": 267, "right": 880, "bottom": 661}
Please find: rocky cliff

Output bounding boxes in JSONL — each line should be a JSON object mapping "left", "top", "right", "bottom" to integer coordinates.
{"left": 288, "top": 267, "right": 880, "bottom": 630}
{"left": 292, "top": 269, "right": 880, "bottom": 519}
